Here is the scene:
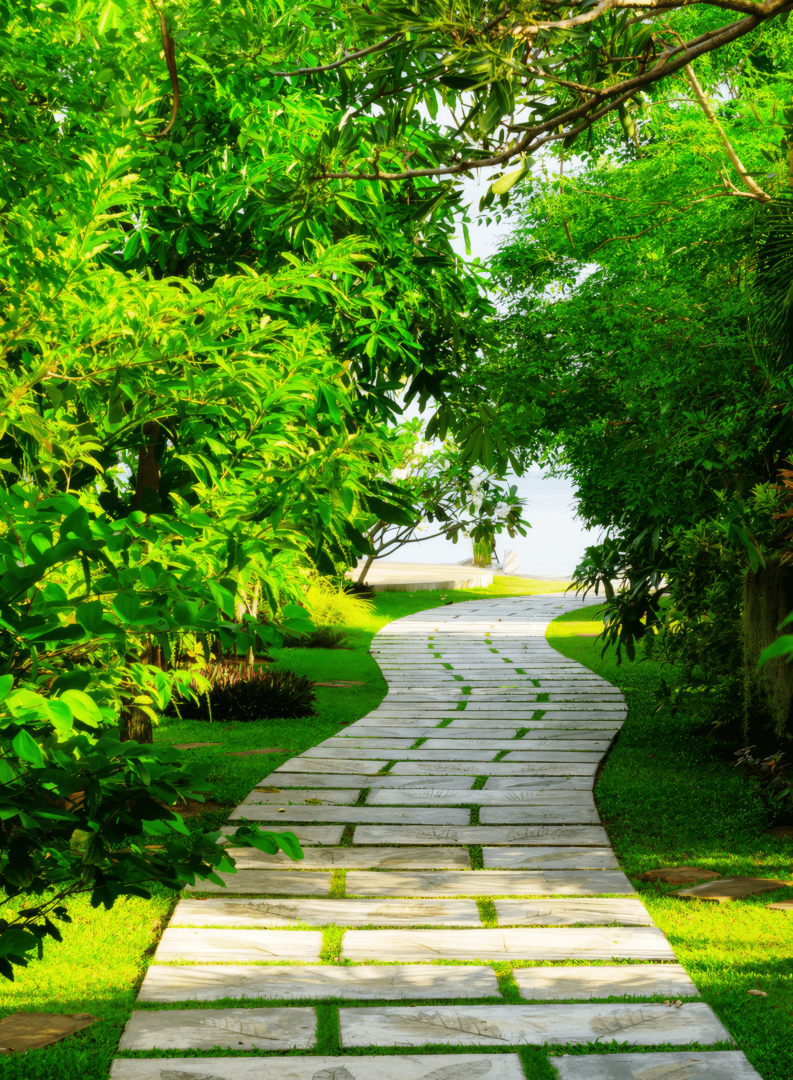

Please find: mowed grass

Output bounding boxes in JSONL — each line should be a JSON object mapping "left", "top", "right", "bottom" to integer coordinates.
{"left": 547, "top": 606, "right": 793, "bottom": 1080}
{"left": 0, "top": 577, "right": 567, "bottom": 1080}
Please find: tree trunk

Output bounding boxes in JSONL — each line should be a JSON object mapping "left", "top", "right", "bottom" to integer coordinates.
{"left": 357, "top": 554, "right": 376, "bottom": 584}
{"left": 135, "top": 421, "right": 161, "bottom": 511}
{"left": 742, "top": 562, "right": 793, "bottom": 746}
{"left": 120, "top": 705, "right": 153, "bottom": 745}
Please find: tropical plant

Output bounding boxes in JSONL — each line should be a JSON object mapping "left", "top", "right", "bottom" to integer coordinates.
{"left": 174, "top": 664, "right": 317, "bottom": 723}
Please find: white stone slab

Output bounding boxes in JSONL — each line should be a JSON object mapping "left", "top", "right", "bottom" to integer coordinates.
{"left": 171, "top": 897, "right": 482, "bottom": 927}
{"left": 298, "top": 747, "right": 499, "bottom": 762}
{"left": 110, "top": 1054, "right": 527, "bottom": 1080}
{"left": 353, "top": 826, "right": 609, "bottom": 846}
{"left": 552, "top": 1051, "right": 760, "bottom": 1080}
{"left": 184, "top": 871, "right": 331, "bottom": 895}
{"left": 229, "top": 806, "right": 469, "bottom": 824}
{"left": 154, "top": 927, "right": 323, "bottom": 962}
{"left": 258, "top": 773, "right": 384, "bottom": 788}
{"left": 477, "top": 808, "right": 601, "bottom": 824}
{"left": 514, "top": 964, "right": 699, "bottom": 1000}
{"left": 496, "top": 899, "right": 652, "bottom": 926}
{"left": 454, "top": 720, "right": 621, "bottom": 731}
{"left": 391, "top": 761, "right": 597, "bottom": 777}
{"left": 346, "top": 870, "right": 636, "bottom": 896}
{"left": 119, "top": 1006, "right": 316, "bottom": 1050}
{"left": 539, "top": 711, "right": 627, "bottom": 719}
{"left": 270, "top": 774, "right": 476, "bottom": 789}
{"left": 483, "top": 777, "right": 595, "bottom": 790}
{"left": 242, "top": 788, "right": 360, "bottom": 805}
{"left": 137, "top": 965, "right": 500, "bottom": 1003}
{"left": 483, "top": 848, "right": 619, "bottom": 869}
{"left": 222, "top": 847, "right": 470, "bottom": 869}
{"left": 338, "top": 1002, "right": 729, "bottom": 1047}
{"left": 499, "top": 752, "right": 605, "bottom": 763}
{"left": 219, "top": 825, "right": 344, "bottom": 845}
{"left": 275, "top": 757, "right": 386, "bottom": 774}
{"left": 342, "top": 927, "right": 673, "bottom": 962}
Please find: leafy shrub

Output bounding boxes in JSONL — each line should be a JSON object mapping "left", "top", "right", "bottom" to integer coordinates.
{"left": 281, "top": 627, "right": 349, "bottom": 649}
{"left": 344, "top": 581, "right": 376, "bottom": 600}
{"left": 176, "top": 664, "right": 317, "bottom": 722}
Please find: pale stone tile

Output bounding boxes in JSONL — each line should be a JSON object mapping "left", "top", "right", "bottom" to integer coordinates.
{"left": 242, "top": 789, "right": 360, "bottom": 805}
{"left": 495, "top": 899, "right": 652, "bottom": 926}
{"left": 421, "top": 740, "right": 612, "bottom": 753}
{"left": 118, "top": 1006, "right": 317, "bottom": 1050}
{"left": 228, "top": 806, "right": 468, "bottom": 824}
{"left": 483, "top": 777, "right": 595, "bottom": 790}
{"left": 137, "top": 965, "right": 500, "bottom": 1004}
{"left": 338, "top": 1002, "right": 728, "bottom": 1047}
{"left": 171, "top": 897, "right": 482, "bottom": 927}
{"left": 346, "top": 870, "right": 636, "bottom": 896}
{"left": 154, "top": 927, "right": 323, "bottom": 962}
{"left": 220, "top": 824, "right": 343, "bottom": 845}
{"left": 342, "top": 926, "right": 673, "bottom": 962}
{"left": 499, "top": 752, "right": 605, "bottom": 763}
{"left": 515, "top": 964, "right": 698, "bottom": 1000}
{"left": 352, "top": 825, "right": 609, "bottom": 846}
{"left": 483, "top": 848, "right": 619, "bottom": 870}
{"left": 266, "top": 774, "right": 476, "bottom": 789}
{"left": 111, "top": 1053, "right": 527, "bottom": 1079}
{"left": 184, "top": 870, "right": 331, "bottom": 895}
{"left": 297, "top": 747, "right": 499, "bottom": 762}
{"left": 221, "top": 847, "right": 470, "bottom": 870}
{"left": 552, "top": 1051, "right": 761, "bottom": 1080}
{"left": 275, "top": 757, "right": 385, "bottom": 775}
{"left": 478, "top": 807, "right": 601, "bottom": 824}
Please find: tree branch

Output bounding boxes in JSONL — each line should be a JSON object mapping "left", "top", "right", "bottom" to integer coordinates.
{"left": 147, "top": 0, "right": 179, "bottom": 138}
{"left": 272, "top": 34, "right": 403, "bottom": 77}
{"left": 683, "top": 61, "right": 770, "bottom": 201}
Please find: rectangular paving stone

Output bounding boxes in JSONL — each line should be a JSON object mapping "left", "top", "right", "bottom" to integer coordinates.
{"left": 391, "top": 761, "right": 598, "bottom": 777}
{"left": 298, "top": 747, "right": 499, "bottom": 762}
{"left": 484, "top": 777, "right": 594, "bottom": 790}
{"left": 346, "top": 870, "right": 636, "bottom": 896}
{"left": 228, "top": 807, "right": 469, "bottom": 824}
{"left": 496, "top": 899, "right": 652, "bottom": 926}
{"left": 552, "top": 1051, "right": 760, "bottom": 1080}
{"left": 275, "top": 757, "right": 386, "bottom": 775}
{"left": 540, "top": 711, "right": 627, "bottom": 719}
{"left": 242, "top": 788, "right": 360, "bottom": 805}
{"left": 500, "top": 751, "right": 605, "bottom": 763}
{"left": 342, "top": 926, "right": 674, "bottom": 962}
{"left": 338, "top": 1001, "right": 728, "bottom": 1047}
{"left": 171, "top": 897, "right": 483, "bottom": 927}
{"left": 353, "top": 826, "right": 609, "bottom": 846}
{"left": 342, "top": 726, "right": 521, "bottom": 739}
{"left": 514, "top": 964, "right": 698, "bottom": 1000}
{"left": 137, "top": 965, "right": 501, "bottom": 1004}
{"left": 223, "top": 847, "right": 471, "bottom": 870}
{"left": 119, "top": 1006, "right": 317, "bottom": 1050}
{"left": 154, "top": 927, "right": 323, "bottom": 962}
{"left": 483, "top": 848, "right": 619, "bottom": 870}
{"left": 184, "top": 870, "right": 331, "bottom": 895}
{"left": 267, "top": 774, "right": 476, "bottom": 789}
{"left": 455, "top": 720, "right": 622, "bottom": 731}
{"left": 478, "top": 807, "right": 601, "bottom": 824}
{"left": 111, "top": 1054, "right": 526, "bottom": 1080}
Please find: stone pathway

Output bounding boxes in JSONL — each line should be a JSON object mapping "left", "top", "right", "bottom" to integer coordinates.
{"left": 111, "top": 594, "right": 759, "bottom": 1080}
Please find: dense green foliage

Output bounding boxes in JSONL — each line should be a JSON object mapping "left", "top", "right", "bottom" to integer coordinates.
{"left": 485, "top": 31, "right": 793, "bottom": 747}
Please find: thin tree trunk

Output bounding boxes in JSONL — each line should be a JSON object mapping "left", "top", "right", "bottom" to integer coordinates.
{"left": 135, "top": 421, "right": 161, "bottom": 511}
{"left": 743, "top": 562, "right": 793, "bottom": 745}
{"left": 357, "top": 554, "right": 376, "bottom": 583}
{"left": 120, "top": 705, "right": 153, "bottom": 745}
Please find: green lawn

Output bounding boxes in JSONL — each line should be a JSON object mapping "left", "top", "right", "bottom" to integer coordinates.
{"left": 0, "top": 577, "right": 567, "bottom": 1080}
{"left": 547, "top": 607, "right": 793, "bottom": 1080}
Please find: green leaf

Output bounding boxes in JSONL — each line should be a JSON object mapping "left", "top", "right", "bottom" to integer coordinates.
{"left": 11, "top": 730, "right": 43, "bottom": 767}
{"left": 113, "top": 593, "right": 140, "bottom": 623}
{"left": 76, "top": 601, "right": 104, "bottom": 633}
{"left": 59, "top": 690, "right": 103, "bottom": 726}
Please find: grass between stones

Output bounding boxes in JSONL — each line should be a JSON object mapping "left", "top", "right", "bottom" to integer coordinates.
{"left": 547, "top": 605, "right": 793, "bottom": 1080}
